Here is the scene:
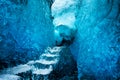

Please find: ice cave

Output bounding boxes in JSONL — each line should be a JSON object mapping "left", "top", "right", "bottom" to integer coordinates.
{"left": 0, "top": 0, "right": 120, "bottom": 80}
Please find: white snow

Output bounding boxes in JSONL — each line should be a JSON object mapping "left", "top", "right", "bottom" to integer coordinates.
{"left": 52, "top": 0, "right": 77, "bottom": 28}
{"left": 51, "top": 0, "right": 77, "bottom": 45}
{"left": 27, "top": 61, "right": 35, "bottom": 65}
{"left": 0, "top": 46, "right": 62, "bottom": 77}
{"left": 41, "top": 53, "right": 59, "bottom": 57}
{"left": 53, "top": 12, "right": 76, "bottom": 28}
{"left": 32, "top": 65, "right": 53, "bottom": 75}
{"left": 51, "top": 0, "right": 77, "bottom": 17}
{"left": 35, "top": 59, "right": 59, "bottom": 65}
{"left": 1, "top": 64, "right": 31, "bottom": 74}
{"left": 0, "top": 74, "right": 21, "bottom": 80}
{"left": 46, "top": 47, "right": 62, "bottom": 53}
{"left": 51, "top": 0, "right": 77, "bottom": 27}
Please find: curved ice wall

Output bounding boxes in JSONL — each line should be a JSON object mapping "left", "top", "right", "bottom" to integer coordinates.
{"left": 52, "top": 0, "right": 78, "bottom": 46}
{"left": 0, "top": 0, "right": 54, "bottom": 67}
{"left": 52, "top": 0, "right": 120, "bottom": 79}
{"left": 0, "top": 0, "right": 120, "bottom": 79}
{"left": 75, "top": 0, "right": 120, "bottom": 79}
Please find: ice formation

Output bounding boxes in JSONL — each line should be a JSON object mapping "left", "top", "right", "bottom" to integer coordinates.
{"left": 52, "top": 0, "right": 120, "bottom": 79}
{"left": 0, "top": 0, "right": 119, "bottom": 80}
{"left": 51, "top": 0, "right": 78, "bottom": 46}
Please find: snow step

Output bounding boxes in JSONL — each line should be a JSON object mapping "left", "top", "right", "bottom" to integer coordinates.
{"left": 27, "top": 58, "right": 59, "bottom": 66}
{"left": 0, "top": 74, "right": 21, "bottom": 80}
{"left": 45, "top": 46, "right": 64, "bottom": 53}
{"left": 41, "top": 53, "right": 59, "bottom": 57}
{"left": 32, "top": 65, "right": 53, "bottom": 75}
{"left": 30, "top": 62, "right": 51, "bottom": 69}
{"left": 40, "top": 56, "right": 58, "bottom": 61}
{"left": 0, "top": 46, "right": 63, "bottom": 77}
{"left": 0, "top": 64, "right": 31, "bottom": 75}
{"left": 35, "top": 59, "right": 59, "bottom": 65}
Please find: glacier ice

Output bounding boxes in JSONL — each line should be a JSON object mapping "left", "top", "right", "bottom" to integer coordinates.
{"left": 0, "top": 74, "right": 21, "bottom": 80}
{"left": 0, "top": 0, "right": 54, "bottom": 68}
{"left": 52, "top": 0, "right": 120, "bottom": 79}
{"left": 73, "top": 0, "right": 120, "bottom": 80}
{"left": 52, "top": 0, "right": 77, "bottom": 46}
{"left": 0, "top": 0, "right": 119, "bottom": 80}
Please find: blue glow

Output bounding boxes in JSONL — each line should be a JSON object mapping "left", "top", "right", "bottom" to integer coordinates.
{"left": 0, "top": 0, "right": 119, "bottom": 80}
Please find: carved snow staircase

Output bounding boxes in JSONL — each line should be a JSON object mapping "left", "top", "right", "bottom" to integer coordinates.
{"left": 0, "top": 46, "right": 64, "bottom": 80}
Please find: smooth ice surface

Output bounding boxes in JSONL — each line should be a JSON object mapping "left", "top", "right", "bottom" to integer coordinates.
{"left": 52, "top": 0, "right": 77, "bottom": 27}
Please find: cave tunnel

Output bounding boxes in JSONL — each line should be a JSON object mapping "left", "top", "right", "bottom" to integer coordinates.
{"left": 0, "top": 0, "right": 120, "bottom": 80}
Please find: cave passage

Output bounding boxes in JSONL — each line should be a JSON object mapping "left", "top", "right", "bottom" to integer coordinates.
{"left": 0, "top": 0, "right": 78, "bottom": 80}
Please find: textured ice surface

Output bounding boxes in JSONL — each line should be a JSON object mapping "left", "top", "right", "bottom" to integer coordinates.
{"left": 0, "top": 0, "right": 119, "bottom": 80}
{"left": 71, "top": 0, "right": 120, "bottom": 79}
{"left": 52, "top": 0, "right": 120, "bottom": 79}
{"left": 52, "top": 0, "right": 77, "bottom": 45}
{"left": 0, "top": 0, "right": 54, "bottom": 67}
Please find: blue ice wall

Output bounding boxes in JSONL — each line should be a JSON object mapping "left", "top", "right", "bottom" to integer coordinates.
{"left": 0, "top": 0, "right": 120, "bottom": 79}
{"left": 69, "top": 0, "right": 120, "bottom": 79}
{"left": 0, "top": 0, "right": 54, "bottom": 67}
{"left": 51, "top": 0, "right": 120, "bottom": 79}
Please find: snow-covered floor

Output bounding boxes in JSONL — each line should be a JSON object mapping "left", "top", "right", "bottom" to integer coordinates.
{"left": 0, "top": 47, "right": 63, "bottom": 79}
{"left": 0, "top": 74, "right": 21, "bottom": 80}
{"left": 0, "top": 64, "right": 31, "bottom": 75}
